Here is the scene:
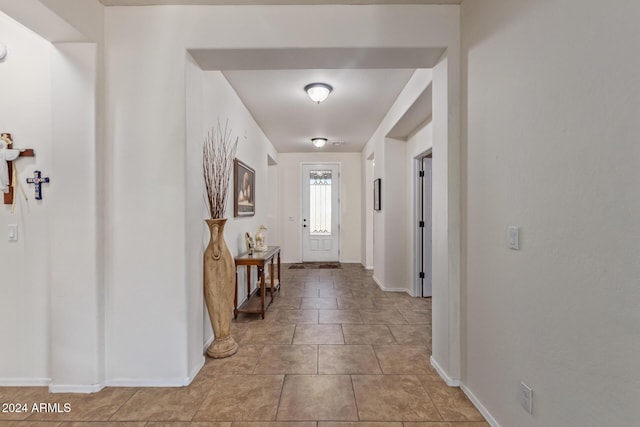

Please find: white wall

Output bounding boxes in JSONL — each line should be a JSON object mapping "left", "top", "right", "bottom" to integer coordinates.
{"left": 185, "top": 65, "right": 278, "bottom": 375}
{"left": 362, "top": 69, "right": 435, "bottom": 294}
{"left": 0, "top": 3, "right": 106, "bottom": 391}
{"left": 363, "top": 156, "right": 374, "bottom": 269}
{"left": 0, "top": 11, "right": 53, "bottom": 385}
{"left": 204, "top": 70, "right": 277, "bottom": 339}
{"left": 383, "top": 137, "right": 408, "bottom": 290}
{"left": 278, "top": 152, "right": 361, "bottom": 264}
{"left": 461, "top": 1, "right": 640, "bottom": 425}
{"left": 49, "top": 42, "right": 103, "bottom": 392}
{"left": 99, "top": 3, "right": 461, "bottom": 386}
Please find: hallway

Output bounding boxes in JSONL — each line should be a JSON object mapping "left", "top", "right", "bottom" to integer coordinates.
{"left": 0, "top": 264, "right": 487, "bottom": 425}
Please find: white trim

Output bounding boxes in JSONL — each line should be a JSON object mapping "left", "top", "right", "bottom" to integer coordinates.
{"left": 372, "top": 275, "right": 413, "bottom": 296}
{"left": 49, "top": 383, "right": 105, "bottom": 394}
{"left": 363, "top": 265, "right": 374, "bottom": 270}
{"left": 187, "top": 356, "right": 206, "bottom": 386}
{"left": 372, "top": 274, "right": 383, "bottom": 289}
{"left": 0, "top": 378, "right": 51, "bottom": 387}
{"left": 461, "top": 383, "right": 501, "bottom": 427}
{"left": 105, "top": 376, "right": 192, "bottom": 388}
{"left": 430, "top": 355, "right": 460, "bottom": 386}
{"left": 203, "top": 334, "right": 214, "bottom": 353}
{"left": 405, "top": 288, "right": 418, "bottom": 297}
{"left": 44, "top": 357, "right": 205, "bottom": 393}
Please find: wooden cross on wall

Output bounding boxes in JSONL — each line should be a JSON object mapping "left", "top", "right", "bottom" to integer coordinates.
{"left": 1, "top": 133, "right": 35, "bottom": 205}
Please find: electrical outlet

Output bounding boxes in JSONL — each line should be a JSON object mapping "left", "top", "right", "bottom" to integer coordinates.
{"left": 520, "top": 381, "right": 533, "bottom": 414}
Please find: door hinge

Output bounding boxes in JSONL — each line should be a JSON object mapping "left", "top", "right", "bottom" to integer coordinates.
{"left": 419, "top": 170, "right": 425, "bottom": 177}
{"left": 419, "top": 272, "right": 425, "bottom": 279}
{"left": 419, "top": 221, "right": 425, "bottom": 228}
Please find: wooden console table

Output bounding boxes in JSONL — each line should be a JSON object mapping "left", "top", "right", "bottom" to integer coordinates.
{"left": 234, "top": 246, "right": 281, "bottom": 319}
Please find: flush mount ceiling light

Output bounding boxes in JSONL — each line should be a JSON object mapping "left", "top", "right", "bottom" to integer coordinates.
{"left": 311, "top": 138, "right": 327, "bottom": 148}
{"left": 304, "top": 83, "right": 333, "bottom": 104}
{"left": 0, "top": 43, "right": 7, "bottom": 61}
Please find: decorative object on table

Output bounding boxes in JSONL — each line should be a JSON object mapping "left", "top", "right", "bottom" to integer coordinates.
{"left": 233, "top": 158, "right": 255, "bottom": 217}
{"left": 1, "top": 133, "right": 34, "bottom": 207}
{"left": 373, "top": 178, "right": 382, "bottom": 211}
{"left": 202, "top": 119, "right": 239, "bottom": 359}
{"left": 255, "top": 225, "right": 267, "bottom": 251}
{"left": 26, "top": 170, "right": 50, "bottom": 200}
{"left": 244, "top": 231, "right": 255, "bottom": 255}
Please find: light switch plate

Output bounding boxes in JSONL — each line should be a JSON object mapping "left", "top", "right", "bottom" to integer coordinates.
{"left": 508, "top": 226, "right": 519, "bottom": 250}
{"left": 8, "top": 224, "right": 18, "bottom": 241}
{"left": 520, "top": 381, "right": 533, "bottom": 414}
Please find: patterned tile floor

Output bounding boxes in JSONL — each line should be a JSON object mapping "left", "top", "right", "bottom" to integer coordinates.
{"left": 0, "top": 264, "right": 488, "bottom": 427}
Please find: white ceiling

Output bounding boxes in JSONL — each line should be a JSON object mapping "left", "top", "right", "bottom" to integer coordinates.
{"left": 223, "top": 69, "right": 415, "bottom": 152}
{"left": 98, "top": 1, "right": 460, "bottom": 5}
{"left": 97, "top": 1, "right": 449, "bottom": 152}
{"left": 189, "top": 47, "right": 441, "bottom": 152}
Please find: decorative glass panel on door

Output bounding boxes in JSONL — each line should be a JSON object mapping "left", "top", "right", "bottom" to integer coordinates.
{"left": 309, "top": 170, "right": 332, "bottom": 236}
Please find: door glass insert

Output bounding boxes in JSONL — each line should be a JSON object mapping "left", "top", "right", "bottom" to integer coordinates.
{"left": 309, "top": 170, "right": 332, "bottom": 236}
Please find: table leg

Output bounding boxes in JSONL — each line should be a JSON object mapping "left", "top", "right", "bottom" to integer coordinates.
{"left": 270, "top": 258, "right": 275, "bottom": 304}
{"left": 277, "top": 250, "right": 281, "bottom": 292}
{"left": 234, "top": 270, "right": 238, "bottom": 319}
{"left": 259, "top": 265, "right": 266, "bottom": 319}
{"left": 246, "top": 265, "right": 251, "bottom": 298}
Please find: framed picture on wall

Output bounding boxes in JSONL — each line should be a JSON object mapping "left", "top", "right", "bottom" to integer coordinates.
{"left": 234, "top": 159, "right": 255, "bottom": 217}
{"left": 374, "top": 178, "right": 381, "bottom": 211}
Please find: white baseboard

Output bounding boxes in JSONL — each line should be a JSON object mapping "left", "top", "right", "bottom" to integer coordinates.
{"left": 372, "top": 275, "right": 412, "bottom": 296}
{"left": 52, "top": 357, "right": 206, "bottom": 391}
{"left": 429, "top": 357, "right": 499, "bottom": 426}
{"left": 187, "top": 357, "right": 205, "bottom": 386}
{"left": 372, "top": 275, "right": 383, "bottom": 289}
{"left": 49, "top": 383, "right": 105, "bottom": 394}
{"left": 105, "top": 378, "right": 190, "bottom": 387}
{"left": 430, "top": 356, "right": 460, "bottom": 387}
{"left": 461, "top": 383, "right": 501, "bottom": 427}
{"left": 0, "top": 378, "right": 51, "bottom": 387}
{"left": 203, "top": 334, "right": 214, "bottom": 353}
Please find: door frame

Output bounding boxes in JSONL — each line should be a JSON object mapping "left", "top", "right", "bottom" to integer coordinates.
{"left": 414, "top": 150, "right": 432, "bottom": 297}
{"left": 300, "top": 162, "right": 341, "bottom": 262}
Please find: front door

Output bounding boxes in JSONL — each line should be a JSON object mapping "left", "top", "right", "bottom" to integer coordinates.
{"left": 301, "top": 163, "right": 340, "bottom": 262}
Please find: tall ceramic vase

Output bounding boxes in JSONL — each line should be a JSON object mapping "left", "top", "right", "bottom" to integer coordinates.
{"left": 203, "top": 218, "right": 238, "bottom": 358}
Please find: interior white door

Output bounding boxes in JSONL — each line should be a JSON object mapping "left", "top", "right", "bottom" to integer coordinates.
{"left": 421, "top": 157, "right": 433, "bottom": 297}
{"left": 302, "top": 163, "right": 340, "bottom": 262}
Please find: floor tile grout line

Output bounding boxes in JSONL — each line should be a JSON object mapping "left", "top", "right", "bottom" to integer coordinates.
{"left": 416, "top": 371, "right": 447, "bottom": 422}
{"left": 273, "top": 373, "right": 287, "bottom": 423}
{"left": 105, "top": 387, "right": 141, "bottom": 422}
{"left": 350, "top": 374, "right": 361, "bottom": 421}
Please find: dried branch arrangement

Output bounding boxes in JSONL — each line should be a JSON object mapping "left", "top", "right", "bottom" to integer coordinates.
{"left": 203, "top": 119, "right": 239, "bottom": 219}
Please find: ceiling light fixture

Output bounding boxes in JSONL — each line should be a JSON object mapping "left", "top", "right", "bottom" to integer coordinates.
{"left": 304, "top": 83, "right": 333, "bottom": 104}
{"left": 311, "top": 138, "right": 327, "bottom": 148}
{"left": 0, "top": 43, "right": 7, "bottom": 62}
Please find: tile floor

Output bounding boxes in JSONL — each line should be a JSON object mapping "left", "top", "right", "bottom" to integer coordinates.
{"left": 0, "top": 264, "right": 488, "bottom": 427}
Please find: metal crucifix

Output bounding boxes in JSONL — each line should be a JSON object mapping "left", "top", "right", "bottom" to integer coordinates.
{"left": 1, "top": 133, "right": 35, "bottom": 205}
